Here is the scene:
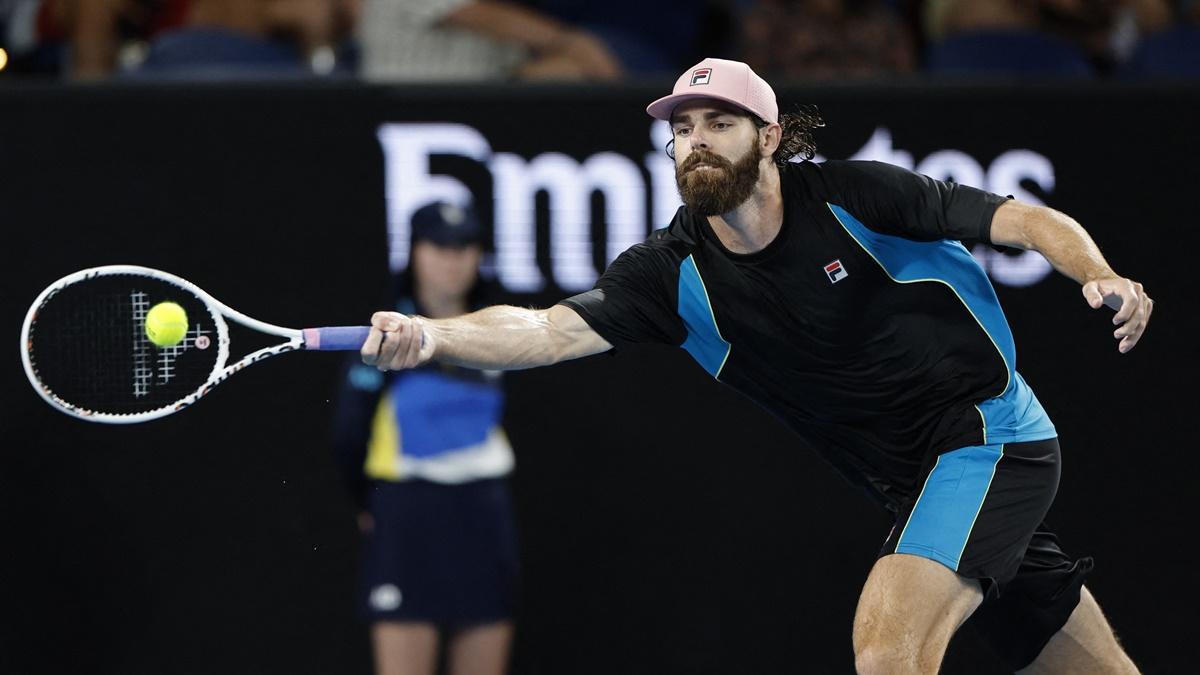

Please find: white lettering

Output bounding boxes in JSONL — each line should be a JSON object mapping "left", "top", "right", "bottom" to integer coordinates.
{"left": 916, "top": 149, "right": 986, "bottom": 189}
{"left": 376, "top": 124, "right": 491, "bottom": 271}
{"left": 988, "top": 149, "right": 1054, "bottom": 206}
{"left": 491, "top": 151, "right": 647, "bottom": 291}
{"left": 851, "top": 128, "right": 915, "bottom": 170}
{"left": 488, "top": 153, "right": 546, "bottom": 292}
{"left": 585, "top": 152, "right": 647, "bottom": 267}
{"left": 648, "top": 121, "right": 684, "bottom": 230}
{"left": 978, "top": 150, "right": 1056, "bottom": 287}
{"left": 376, "top": 122, "right": 1059, "bottom": 291}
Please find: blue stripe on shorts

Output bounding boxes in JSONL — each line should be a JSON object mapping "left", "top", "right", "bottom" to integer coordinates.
{"left": 895, "top": 444, "right": 1005, "bottom": 571}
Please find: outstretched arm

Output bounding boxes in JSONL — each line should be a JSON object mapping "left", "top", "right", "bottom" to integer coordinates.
{"left": 361, "top": 304, "right": 612, "bottom": 372}
{"left": 441, "top": 0, "right": 622, "bottom": 80}
{"left": 990, "top": 200, "right": 1154, "bottom": 353}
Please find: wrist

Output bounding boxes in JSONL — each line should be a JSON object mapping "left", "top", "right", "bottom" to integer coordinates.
{"left": 1081, "top": 269, "right": 1118, "bottom": 285}
{"left": 413, "top": 316, "right": 438, "bottom": 359}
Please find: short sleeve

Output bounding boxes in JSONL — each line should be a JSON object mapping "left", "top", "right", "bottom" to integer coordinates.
{"left": 557, "top": 244, "right": 684, "bottom": 348}
{"left": 821, "top": 160, "right": 1008, "bottom": 243}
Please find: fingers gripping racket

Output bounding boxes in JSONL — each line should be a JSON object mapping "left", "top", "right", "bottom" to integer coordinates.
{"left": 20, "top": 265, "right": 370, "bottom": 424}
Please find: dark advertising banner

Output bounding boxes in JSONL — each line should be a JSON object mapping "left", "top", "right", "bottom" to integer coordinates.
{"left": 1, "top": 83, "right": 1195, "bottom": 674}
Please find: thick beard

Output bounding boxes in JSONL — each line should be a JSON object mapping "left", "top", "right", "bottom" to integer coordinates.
{"left": 675, "top": 141, "right": 762, "bottom": 217}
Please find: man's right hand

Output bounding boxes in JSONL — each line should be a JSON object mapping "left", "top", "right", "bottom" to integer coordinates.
{"left": 361, "top": 312, "right": 434, "bottom": 371}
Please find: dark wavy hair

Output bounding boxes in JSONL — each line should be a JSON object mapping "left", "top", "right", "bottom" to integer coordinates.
{"left": 755, "top": 104, "right": 825, "bottom": 167}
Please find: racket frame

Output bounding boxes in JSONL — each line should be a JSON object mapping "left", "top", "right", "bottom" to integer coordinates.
{"left": 21, "top": 264, "right": 307, "bottom": 424}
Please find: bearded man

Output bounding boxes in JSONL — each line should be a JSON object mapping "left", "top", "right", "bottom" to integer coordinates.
{"left": 361, "top": 58, "right": 1151, "bottom": 674}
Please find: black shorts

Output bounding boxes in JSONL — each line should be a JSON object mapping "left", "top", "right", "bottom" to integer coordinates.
{"left": 880, "top": 438, "right": 1092, "bottom": 670}
{"left": 359, "top": 477, "right": 520, "bottom": 627}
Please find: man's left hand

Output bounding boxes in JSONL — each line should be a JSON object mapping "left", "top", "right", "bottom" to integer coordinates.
{"left": 1082, "top": 278, "right": 1154, "bottom": 353}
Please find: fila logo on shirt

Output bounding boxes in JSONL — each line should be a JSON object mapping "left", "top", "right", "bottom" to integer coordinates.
{"left": 825, "top": 259, "right": 848, "bottom": 283}
{"left": 690, "top": 68, "right": 712, "bottom": 86}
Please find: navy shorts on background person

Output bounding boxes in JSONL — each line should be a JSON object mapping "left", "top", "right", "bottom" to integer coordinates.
{"left": 880, "top": 438, "right": 1092, "bottom": 669}
{"left": 359, "top": 478, "right": 520, "bottom": 626}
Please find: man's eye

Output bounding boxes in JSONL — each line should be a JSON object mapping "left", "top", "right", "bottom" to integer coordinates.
{"left": 675, "top": 128, "right": 691, "bottom": 137}
{"left": 714, "top": 122, "right": 729, "bottom": 130}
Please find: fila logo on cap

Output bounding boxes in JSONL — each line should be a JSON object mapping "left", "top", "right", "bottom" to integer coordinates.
{"left": 690, "top": 68, "right": 712, "bottom": 86}
{"left": 824, "top": 260, "right": 848, "bottom": 284}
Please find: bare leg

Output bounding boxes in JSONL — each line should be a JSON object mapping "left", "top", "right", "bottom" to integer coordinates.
{"left": 372, "top": 621, "right": 439, "bottom": 675}
{"left": 853, "top": 553, "right": 983, "bottom": 675}
{"left": 447, "top": 620, "right": 514, "bottom": 675}
{"left": 1017, "top": 586, "right": 1140, "bottom": 675}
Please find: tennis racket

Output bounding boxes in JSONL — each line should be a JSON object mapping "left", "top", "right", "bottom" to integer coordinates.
{"left": 20, "top": 265, "right": 372, "bottom": 424}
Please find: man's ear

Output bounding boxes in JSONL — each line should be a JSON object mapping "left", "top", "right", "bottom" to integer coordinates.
{"left": 761, "top": 123, "right": 782, "bottom": 158}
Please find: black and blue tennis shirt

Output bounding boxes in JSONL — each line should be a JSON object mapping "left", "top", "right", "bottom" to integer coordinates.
{"left": 560, "top": 160, "right": 1058, "bottom": 507}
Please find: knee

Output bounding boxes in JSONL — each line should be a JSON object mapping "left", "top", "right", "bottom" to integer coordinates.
{"left": 854, "top": 640, "right": 930, "bottom": 675}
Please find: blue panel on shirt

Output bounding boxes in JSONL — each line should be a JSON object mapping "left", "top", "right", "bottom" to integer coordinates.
{"left": 677, "top": 254, "right": 731, "bottom": 378}
{"left": 389, "top": 370, "right": 504, "bottom": 458}
{"left": 828, "top": 203, "right": 1055, "bottom": 443}
{"left": 977, "top": 372, "right": 1056, "bottom": 443}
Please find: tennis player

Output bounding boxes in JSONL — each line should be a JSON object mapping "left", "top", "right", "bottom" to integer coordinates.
{"left": 361, "top": 58, "right": 1152, "bottom": 673}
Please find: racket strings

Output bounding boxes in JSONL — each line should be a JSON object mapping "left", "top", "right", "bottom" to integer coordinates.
{"left": 35, "top": 289, "right": 130, "bottom": 403}
{"left": 131, "top": 291, "right": 153, "bottom": 396}
{"left": 151, "top": 315, "right": 215, "bottom": 388}
{"left": 28, "top": 275, "right": 220, "bottom": 415}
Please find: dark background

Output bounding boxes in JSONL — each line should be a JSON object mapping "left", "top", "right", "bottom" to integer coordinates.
{"left": 0, "top": 83, "right": 1195, "bottom": 674}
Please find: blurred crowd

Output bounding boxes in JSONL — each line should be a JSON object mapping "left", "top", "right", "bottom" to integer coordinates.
{"left": 0, "top": 0, "right": 1195, "bottom": 80}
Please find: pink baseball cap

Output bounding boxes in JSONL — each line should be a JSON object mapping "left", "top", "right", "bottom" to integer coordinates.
{"left": 646, "top": 58, "right": 778, "bottom": 124}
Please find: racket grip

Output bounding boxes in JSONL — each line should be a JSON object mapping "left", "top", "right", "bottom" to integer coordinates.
{"left": 303, "top": 326, "right": 371, "bottom": 351}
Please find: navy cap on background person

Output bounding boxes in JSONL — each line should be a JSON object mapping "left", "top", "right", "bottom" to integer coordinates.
{"left": 411, "top": 202, "right": 484, "bottom": 247}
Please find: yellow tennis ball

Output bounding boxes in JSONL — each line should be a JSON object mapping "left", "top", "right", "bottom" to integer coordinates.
{"left": 145, "top": 302, "right": 188, "bottom": 347}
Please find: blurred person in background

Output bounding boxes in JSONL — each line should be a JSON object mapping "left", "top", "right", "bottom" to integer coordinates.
{"left": 1, "top": 0, "right": 360, "bottom": 78}
{"left": 333, "top": 202, "right": 519, "bottom": 675}
{"left": 526, "top": 0, "right": 750, "bottom": 77}
{"left": 68, "top": 0, "right": 188, "bottom": 78}
{"left": 1121, "top": 0, "right": 1200, "bottom": 76}
{"left": 739, "top": 0, "right": 916, "bottom": 79}
{"left": 0, "top": 0, "right": 172, "bottom": 77}
{"left": 924, "top": 0, "right": 1172, "bottom": 73}
{"left": 0, "top": 0, "right": 70, "bottom": 76}
{"left": 357, "top": 0, "right": 622, "bottom": 82}
{"left": 118, "top": 0, "right": 360, "bottom": 78}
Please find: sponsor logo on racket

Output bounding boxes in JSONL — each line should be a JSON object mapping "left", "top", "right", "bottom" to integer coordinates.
{"left": 824, "top": 259, "right": 848, "bottom": 284}
{"left": 195, "top": 334, "right": 211, "bottom": 350}
{"left": 690, "top": 68, "right": 712, "bottom": 86}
